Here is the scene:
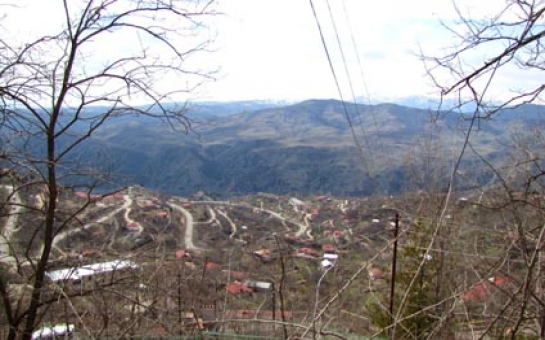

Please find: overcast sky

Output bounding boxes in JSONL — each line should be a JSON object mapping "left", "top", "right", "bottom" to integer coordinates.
{"left": 200, "top": 0, "right": 506, "bottom": 102}
{"left": 3, "top": 0, "right": 535, "bottom": 104}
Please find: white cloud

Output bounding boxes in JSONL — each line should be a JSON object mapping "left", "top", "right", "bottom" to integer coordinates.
{"left": 202, "top": 0, "right": 462, "bottom": 101}
{"left": 2, "top": 0, "right": 541, "bottom": 103}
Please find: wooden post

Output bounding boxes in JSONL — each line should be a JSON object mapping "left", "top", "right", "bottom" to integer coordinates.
{"left": 389, "top": 213, "right": 400, "bottom": 338}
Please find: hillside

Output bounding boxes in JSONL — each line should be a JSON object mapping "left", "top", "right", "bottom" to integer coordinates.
{"left": 0, "top": 180, "right": 526, "bottom": 338}
{"left": 82, "top": 99, "right": 541, "bottom": 197}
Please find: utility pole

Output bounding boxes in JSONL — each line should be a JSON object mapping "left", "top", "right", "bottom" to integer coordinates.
{"left": 389, "top": 213, "right": 400, "bottom": 338}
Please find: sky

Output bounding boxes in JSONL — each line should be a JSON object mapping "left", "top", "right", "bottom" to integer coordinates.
{"left": 199, "top": 0, "right": 509, "bottom": 103}
{"left": 2, "top": 0, "right": 541, "bottom": 104}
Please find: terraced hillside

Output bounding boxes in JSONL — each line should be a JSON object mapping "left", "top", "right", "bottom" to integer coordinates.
{"left": 0, "top": 181, "right": 525, "bottom": 338}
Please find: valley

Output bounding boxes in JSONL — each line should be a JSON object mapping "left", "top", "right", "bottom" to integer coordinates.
{"left": 86, "top": 99, "right": 538, "bottom": 197}
{"left": 1, "top": 100, "right": 543, "bottom": 338}
{"left": 0, "top": 179, "right": 520, "bottom": 338}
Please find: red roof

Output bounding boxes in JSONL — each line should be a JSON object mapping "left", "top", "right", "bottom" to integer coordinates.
{"left": 75, "top": 191, "right": 88, "bottom": 199}
{"left": 299, "top": 247, "right": 318, "bottom": 255}
{"left": 226, "top": 282, "right": 253, "bottom": 295}
{"left": 156, "top": 211, "right": 168, "bottom": 218}
{"left": 205, "top": 262, "right": 218, "bottom": 270}
{"left": 322, "top": 244, "right": 336, "bottom": 252}
{"left": 253, "top": 249, "right": 272, "bottom": 257}
{"left": 369, "top": 268, "right": 384, "bottom": 280}
{"left": 462, "top": 282, "right": 490, "bottom": 301}
{"left": 462, "top": 276, "right": 509, "bottom": 302}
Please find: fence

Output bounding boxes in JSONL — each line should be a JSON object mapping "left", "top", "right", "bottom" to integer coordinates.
{"left": 79, "top": 331, "right": 283, "bottom": 340}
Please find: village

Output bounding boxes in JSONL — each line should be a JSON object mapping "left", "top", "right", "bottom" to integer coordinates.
{"left": 0, "top": 184, "right": 518, "bottom": 338}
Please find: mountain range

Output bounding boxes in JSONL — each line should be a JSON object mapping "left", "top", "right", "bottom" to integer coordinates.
{"left": 69, "top": 99, "right": 545, "bottom": 197}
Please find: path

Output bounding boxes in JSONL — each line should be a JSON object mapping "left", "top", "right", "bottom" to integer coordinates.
{"left": 191, "top": 201, "right": 308, "bottom": 237}
{"left": 216, "top": 209, "right": 237, "bottom": 238}
{"left": 167, "top": 202, "right": 205, "bottom": 251}
{"left": 42, "top": 194, "right": 133, "bottom": 257}
{"left": 0, "top": 185, "right": 22, "bottom": 265}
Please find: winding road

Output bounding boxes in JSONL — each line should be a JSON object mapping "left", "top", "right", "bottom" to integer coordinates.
{"left": 2, "top": 185, "right": 311, "bottom": 261}
{"left": 191, "top": 201, "right": 308, "bottom": 237}
{"left": 0, "top": 185, "right": 22, "bottom": 265}
{"left": 167, "top": 202, "right": 205, "bottom": 251}
{"left": 42, "top": 194, "right": 134, "bottom": 257}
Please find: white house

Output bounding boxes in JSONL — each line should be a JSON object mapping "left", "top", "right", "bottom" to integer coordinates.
{"left": 31, "top": 323, "right": 75, "bottom": 340}
{"left": 45, "top": 259, "right": 140, "bottom": 284}
{"left": 323, "top": 253, "right": 339, "bottom": 261}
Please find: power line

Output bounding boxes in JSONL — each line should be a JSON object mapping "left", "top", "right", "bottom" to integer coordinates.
{"left": 339, "top": 0, "right": 385, "bottom": 155}
{"left": 308, "top": 0, "right": 372, "bottom": 179}
{"left": 323, "top": 0, "right": 375, "bottom": 173}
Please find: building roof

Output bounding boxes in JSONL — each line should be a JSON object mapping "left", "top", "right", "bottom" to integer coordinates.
{"left": 226, "top": 282, "right": 253, "bottom": 295}
{"left": 175, "top": 250, "right": 187, "bottom": 259}
{"left": 322, "top": 244, "right": 336, "bottom": 252}
{"left": 462, "top": 276, "right": 509, "bottom": 302}
{"left": 45, "top": 260, "right": 139, "bottom": 282}
{"left": 247, "top": 281, "right": 272, "bottom": 290}
{"left": 321, "top": 259, "right": 334, "bottom": 268}
{"left": 323, "top": 253, "right": 339, "bottom": 260}
{"left": 369, "top": 267, "right": 385, "bottom": 280}
{"left": 32, "top": 323, "right": 75, "bottom": 340}
{"left": 205, "top": 262, "right": 218, "bottom": 269}
{"left": 299, "top": 247, "right": 318, "bottom": 255}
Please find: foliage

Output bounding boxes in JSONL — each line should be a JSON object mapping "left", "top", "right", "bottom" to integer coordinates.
{"left": 366, "top": 220, "right": 455, "bottom": 339}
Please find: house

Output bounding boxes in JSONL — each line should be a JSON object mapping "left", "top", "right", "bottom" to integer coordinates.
{"left": 126, "top": 221, "right": 141, "bottom": 231}
{"left": 31, "top": 323, "right": 75, "bottom": 339}
{"left": 226, "top": 282, "right": 253, "bottom": 295}
{"left": 321, "top": 259, "right": 334, "bottom": 269}
{"left": 155, "top": 210, "right": 168, "bottom": 218}
{"left": 323, "top": 253, "right": 338, "bottom": 261}
{"left": 333, "top": 230, "right": 343, "bottom": 237}
{"left": 175, "top": 249, "right": 193, "bottom": 261}
{"left": 368, "top": 267, "right": 385, "bottom": 280}
{"left": 246, "top": 281, "right": 272, "bottom": 292}
{"left": 205, "top": 262, "right": 219, "bottom": 270}
{"left": 45, "top": 259, "right": 140, "bottom": 286}
{"left": 321, "top": 244, "right": 336, "bottom": 253}
{"left": 298, "top": 247, "right": 319, "bottom": 256}
{"left": 462, "top": 276, "right": 510, "bottom": 302}
{"left": 253, "top": 249, "right": 273, "bottom": 262}
{"left": 289, "top": 197, "right": 305, "bottom": 208}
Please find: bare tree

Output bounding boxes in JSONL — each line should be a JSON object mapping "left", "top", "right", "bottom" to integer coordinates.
{"left": 423, "top": 1, "right": 545, "bottom": 338}
{"left": 0, "top": 1, "right": 215, "bottom": 338}
{"left": 425, "top": 0, "right": 545, "bottom": 113}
